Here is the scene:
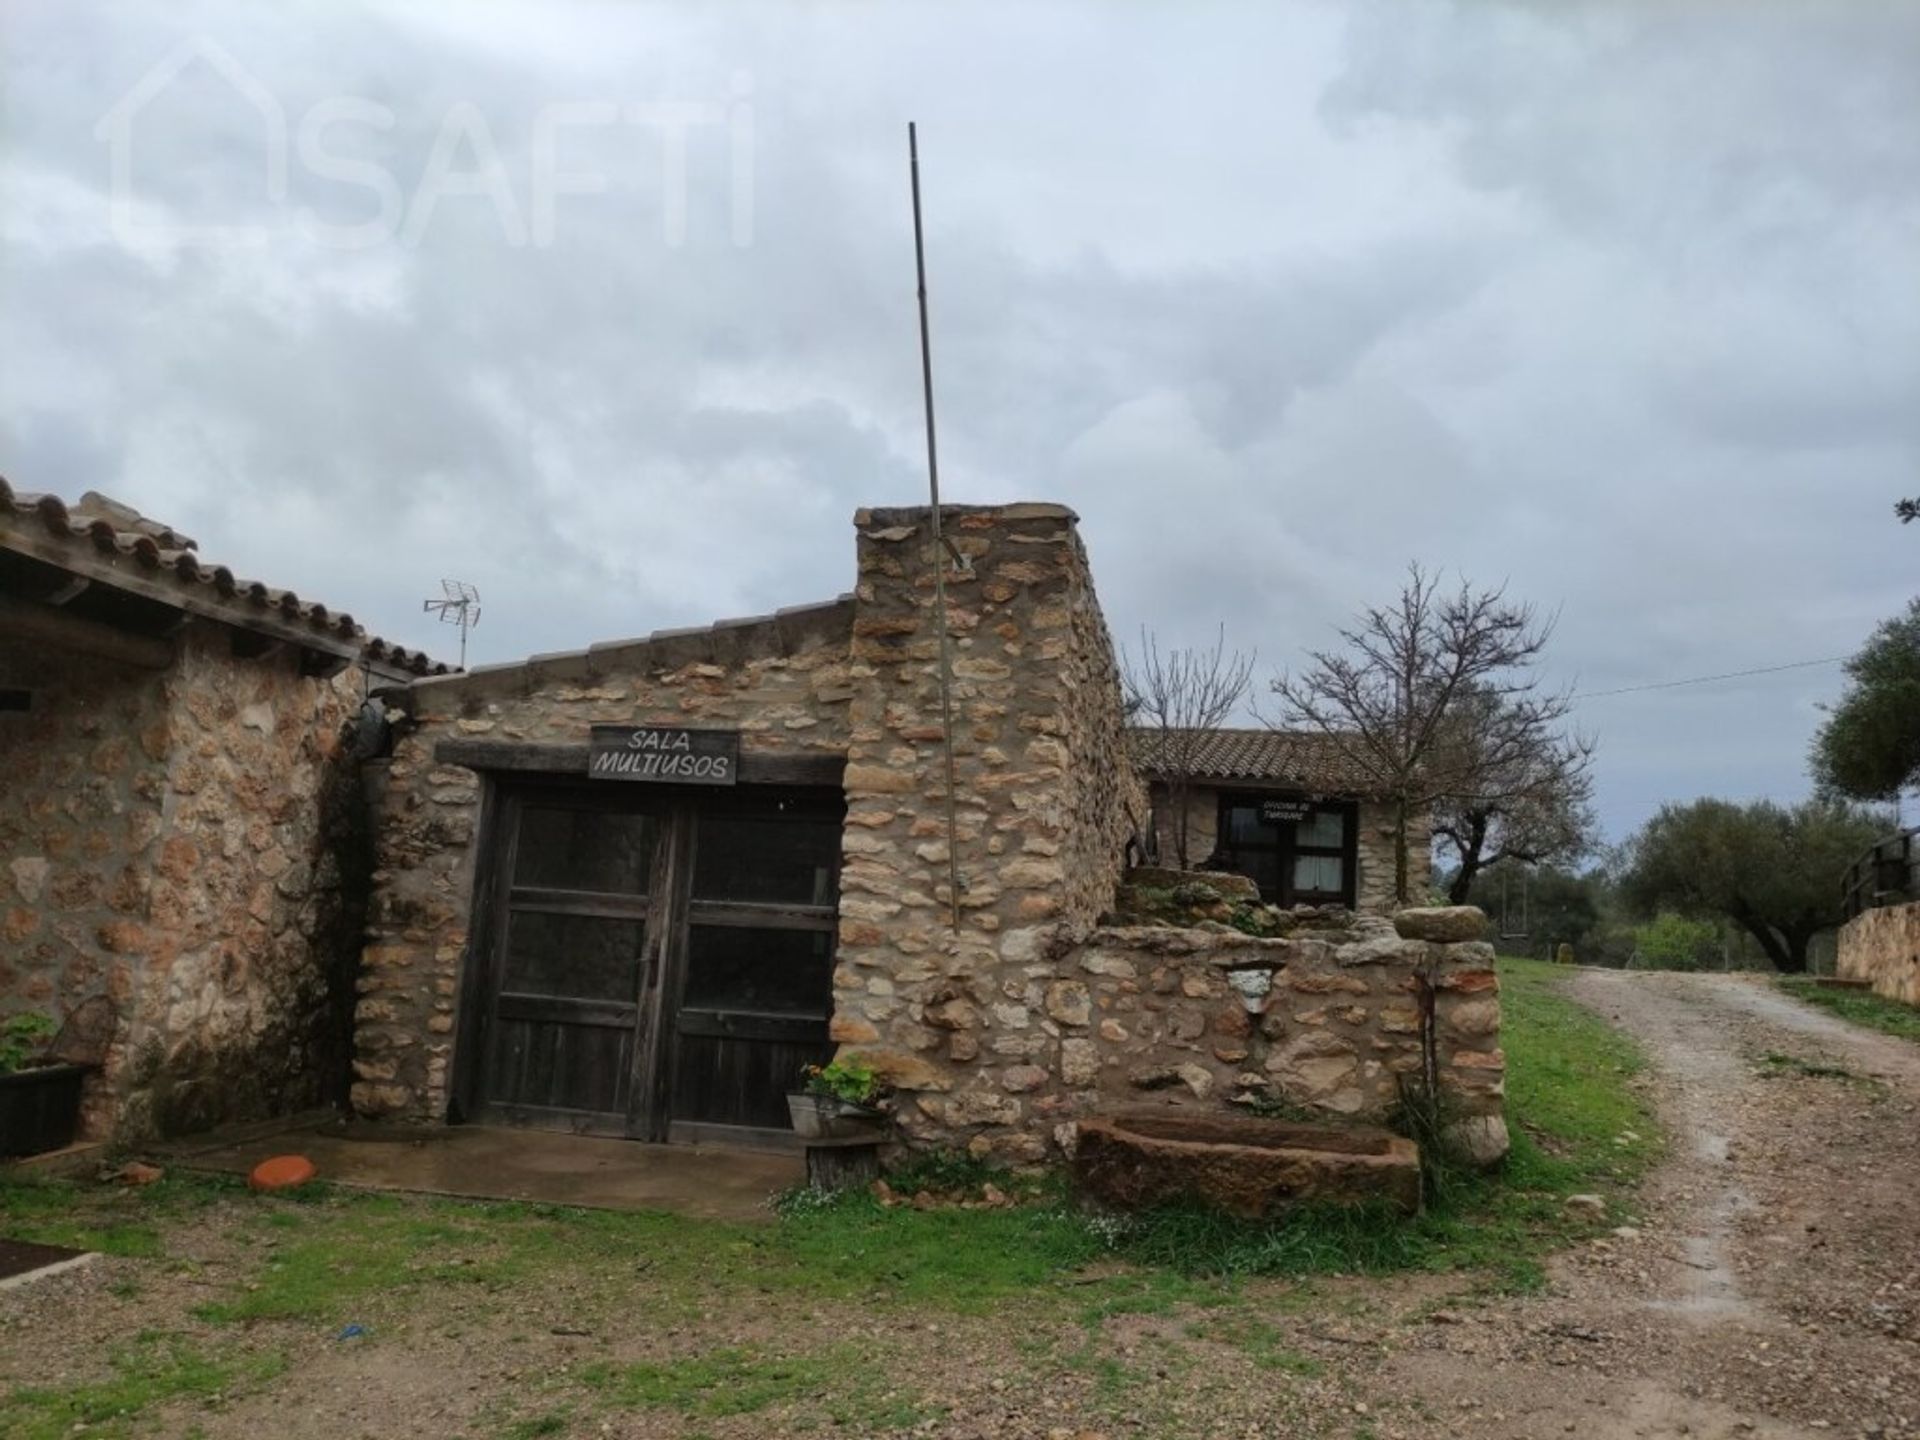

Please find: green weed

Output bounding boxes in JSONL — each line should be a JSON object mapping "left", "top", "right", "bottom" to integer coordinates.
{"left": 577, "top": 1344, "right": 935, "bottom": 1429}
{"left": 0, "top": 1333, "right": 284, "bottom": 1440}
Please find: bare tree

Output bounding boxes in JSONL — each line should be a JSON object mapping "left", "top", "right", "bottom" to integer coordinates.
{"left": 1430, "top": 683, "right": 1596, "bottom": 904}
{"left": 1123, "top": 626, "right": 1255, "bottom": 871}
{"left": 1269, "top": 565, "right": 1562, "bottom": 905}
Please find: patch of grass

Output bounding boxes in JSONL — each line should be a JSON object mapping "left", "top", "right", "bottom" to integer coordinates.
{"left": 1758, "top": 1051, "right": 1858, "bottom": 1082}
{"left": 0, "top": 1333, "right": 284, "bottom": 1440}
{"left": 1186, "top": 1316, "right": 1324, "bottom": 1375}
{"left": 500, "top": 1408, "right": 572, "bottom": 1438}
{"left": 189, "top": 1191, "right": 497, "bottom": 1324}
{"left": 578, "top": 1346, "right": 838, "bottom": 1417}
{"left": 879, "top": 1146, "right": 1053, "bottom": 1201}
{"left": 577, "top": 1344, "right": 936, "bottom": 1429}
{"left": 1778, "top": 977, "right": 1920, "bottom": 1043}
{"left": 0, "top": 1172, "right": 227, "bottom": 1257}
{"left": 1753, "top": 1050, "right": 1887, "bottom": 1098}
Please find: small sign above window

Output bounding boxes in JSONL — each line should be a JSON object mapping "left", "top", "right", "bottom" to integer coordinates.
{"left": 588, "top": 725, "right": 739, "bottom": 786}
{"left": 1259, "top": 798, "right": 1312, "bottom": 824}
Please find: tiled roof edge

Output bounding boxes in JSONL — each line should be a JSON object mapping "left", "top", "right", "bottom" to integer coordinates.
{"left": 0, "top": 475, "right": 452, "bottom": 677}
{"left": 403, "top": 593, "right": 855, "bottom": 701}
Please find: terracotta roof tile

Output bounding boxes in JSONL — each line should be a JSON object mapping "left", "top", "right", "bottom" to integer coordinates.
{"left": 0, "top": 477, "right": 450, "bottom": 676}
{"left": 1130, "top": 726, "right": 1385, "bottom": 796}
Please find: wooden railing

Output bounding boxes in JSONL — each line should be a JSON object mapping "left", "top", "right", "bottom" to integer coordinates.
{"left": 1841, "top": 828, "right": 1920, "bottom": 921}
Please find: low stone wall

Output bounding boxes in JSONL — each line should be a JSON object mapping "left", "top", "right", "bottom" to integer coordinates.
{"left": 892, "top": 905, "right": 1508, "bottom": 1168}
{"left": 1837, "top": 903, "right": 1920, "bottom": 1007}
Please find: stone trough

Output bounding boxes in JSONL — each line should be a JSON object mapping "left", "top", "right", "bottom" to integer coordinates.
{"left": 1072, "top": 1108, "right": 1422, "bottom": 1218}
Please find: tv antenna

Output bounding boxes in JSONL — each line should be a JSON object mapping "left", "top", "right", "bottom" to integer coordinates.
{"left": 423, "top": 578, "right": 481, "bottom": 668}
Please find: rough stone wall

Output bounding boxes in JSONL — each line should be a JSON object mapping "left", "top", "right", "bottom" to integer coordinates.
{"left": 1149, "top": 783, "right": 1423, "bottom": 913}
{"left": 831, "top": 504, "right": 1149, "bottom": 1163}
{"left": 1054, "top": 535, "right": 1148, "bottom": 929}
{"left": 0, "top": 627, "right": 365, "bottom": 1141}
{"left": 121, "top": 631, "right": 366, "bottom": 1138}
{"left": 0, "top": 638, "right": 171, "bottom": 1138}
{"left": 872, "top": 898, "right": 1506, "bottom": 1167}
{"left": 1837, "top": 904, "right": 1920, "bottom": 1007}
{"left": 351, "top": 603, "right": 859, "bottom": 1123}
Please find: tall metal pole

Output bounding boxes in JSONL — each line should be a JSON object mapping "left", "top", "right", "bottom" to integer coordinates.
{"left": 910, "top": 121, "right": 964, "bottom": 932}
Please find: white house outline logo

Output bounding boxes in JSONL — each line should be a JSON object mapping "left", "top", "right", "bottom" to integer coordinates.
{"left": 94, "top": 36, "right": 287, "bottom": 249}
{"left": 91, "top": 39, "right": 757, "bottom": 251}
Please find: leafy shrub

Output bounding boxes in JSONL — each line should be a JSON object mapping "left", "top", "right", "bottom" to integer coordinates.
{"left": 0, "top": 1013, "right": 56, "bottom": 1075}
{"left": 1626, "top": 913, "right": 1721, "bottom": 971}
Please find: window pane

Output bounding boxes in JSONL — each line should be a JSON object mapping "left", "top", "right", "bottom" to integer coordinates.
{"left": 1297, "top": 808, "right": 1348, "bottom": 849}
{"left": 693, "top": 810, "right": 839, "bottom": 905}
{"left": 502, "top": 911, "right": 643, "bottom": 1001}
{"left": 1225, "top": 805, "right": 1270, "bottom": 844}
{"left": 514, "top": 806, "right": 657, "bottom": 895}
{"left": 1293, "top": 855, "right": 1345, "bottom": 895}
{"left": 683, "top": 925, "right": 833, "bottom": 1016}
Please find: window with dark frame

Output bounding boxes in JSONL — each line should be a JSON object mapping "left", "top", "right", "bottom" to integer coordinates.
{"left": 1212, "top": 792, "right": 1358, "bottom": 908}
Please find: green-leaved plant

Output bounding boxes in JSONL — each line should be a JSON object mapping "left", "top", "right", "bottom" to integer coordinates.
{"left": 800, "top": 1059, "right": 887, "bottom": 1107}
{"left": 0, "top": 1012, "right": 57, "bottom": 1076}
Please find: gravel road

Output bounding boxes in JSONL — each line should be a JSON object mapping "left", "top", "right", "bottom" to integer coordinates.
{"left": 1373, "top": 970, "right": 1920, "bottom": 1440}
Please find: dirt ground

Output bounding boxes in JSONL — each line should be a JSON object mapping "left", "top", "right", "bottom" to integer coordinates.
{"left": 3, "top": 971, "right": 1917, "bottom": 1440}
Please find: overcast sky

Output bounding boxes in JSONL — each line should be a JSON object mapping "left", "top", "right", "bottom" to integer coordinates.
{"left": 3, "top": 1, "right": 1916, "bottom": 843}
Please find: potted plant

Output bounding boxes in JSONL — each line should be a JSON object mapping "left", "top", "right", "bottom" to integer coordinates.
{"left": 787, "top": 1058, "right": 890, "bottom": 1140}
{"left": 0, "top": 1013, "right": 90, "bottom": 1160}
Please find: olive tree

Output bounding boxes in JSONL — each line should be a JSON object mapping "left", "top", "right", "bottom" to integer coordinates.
{"left": 1617, "top": 797, "right": 1888, "bottom": 973}
{"left": 1811, "top": 597, "right": 1920, "bottom": 803}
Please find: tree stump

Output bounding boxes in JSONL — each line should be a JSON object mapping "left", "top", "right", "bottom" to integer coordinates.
{"left": 805, "top": 1138, "right": 882, "bottom": 1192}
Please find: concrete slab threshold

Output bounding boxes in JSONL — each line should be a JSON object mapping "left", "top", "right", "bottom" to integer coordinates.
{"left": 0, "top": 1240, "right": 98, "bottom": 1292}
{"left": 156, "top": 1119, "right": 802, "bottom": 1224}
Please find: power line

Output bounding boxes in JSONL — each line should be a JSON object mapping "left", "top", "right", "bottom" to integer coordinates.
{"left": 1572, "top": 655, "right": 1846, "bottom": 701}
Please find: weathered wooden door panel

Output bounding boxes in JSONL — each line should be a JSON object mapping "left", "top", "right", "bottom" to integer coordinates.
{"left": 670, "top": 1009, "right": 830, "bottom": 1131}
{"left": 470, "top": 792, "right": 663, "bottom": 1129}
{"left": 487, "top": 1008, "right": 634, "bottom": 1118}
{"left": 664, "top": 793, "right": 843, "bottom": 1139}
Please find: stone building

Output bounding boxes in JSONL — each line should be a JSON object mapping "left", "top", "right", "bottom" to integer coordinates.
{"left": 353, "top": 503, "right": 1503, "bottom": 1165}
{"left": 0, "top": 482, "right": 442, "bottom": 1142}
{"left": 1135, "top": 728, "right": 1431, "bottom": 913}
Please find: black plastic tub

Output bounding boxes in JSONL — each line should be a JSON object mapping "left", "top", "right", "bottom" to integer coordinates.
{"left": 0, "top": 1063, "right": 89, "bottom": 1159}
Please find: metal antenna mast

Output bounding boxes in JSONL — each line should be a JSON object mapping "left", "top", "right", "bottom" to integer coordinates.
{"left": 910, "top": 122, "right": 966, "bottom": 933}
{"left": 423, "top": 578, "right": 481, "bottom": 668}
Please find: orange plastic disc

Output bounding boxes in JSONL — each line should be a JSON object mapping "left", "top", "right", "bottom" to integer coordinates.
{"left": 248, "top": 1154, "right": 317, "bottom": 1192}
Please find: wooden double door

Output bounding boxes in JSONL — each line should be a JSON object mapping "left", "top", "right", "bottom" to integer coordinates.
{"left": 458, "top": 781, "right": 843, "bottom": 1145}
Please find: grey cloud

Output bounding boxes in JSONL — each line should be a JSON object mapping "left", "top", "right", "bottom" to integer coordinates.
{"left": 2, "top": 0, "right": 1915, "bottom": 844}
